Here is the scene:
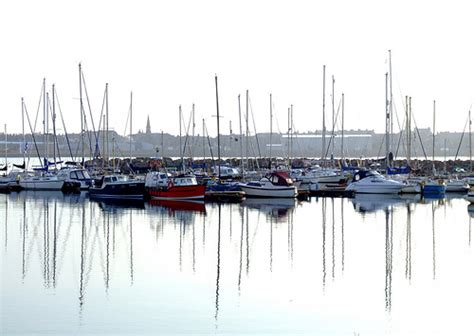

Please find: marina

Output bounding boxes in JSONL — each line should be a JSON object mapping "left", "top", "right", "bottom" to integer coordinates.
{"left": 1, "top": 190, "right": 473, "bottom": 335}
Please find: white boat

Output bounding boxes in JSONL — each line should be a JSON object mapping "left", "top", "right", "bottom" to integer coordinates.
{"left": 56, "top": 168, "right": 93, "bottom": 190}
{"left": 239, "top": 171, "right": 297, "bottom": 198}
{"left": 345, "top": 170, "right": 404, "bottom": 194}
{"left": 19, "top": 173, "right": 66, "bottom": 190}
{"left": 445, "top": 178, "right": 470, "bottom": 192}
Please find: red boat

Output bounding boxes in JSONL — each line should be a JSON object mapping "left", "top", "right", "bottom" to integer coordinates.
{"left": 147, "top": 174, "right": 206, "bottom": 200}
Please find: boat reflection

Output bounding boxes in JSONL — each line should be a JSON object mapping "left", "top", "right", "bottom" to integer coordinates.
{"left": 468, "top": 204, "right": 474, "bottom": 217}
{"left": 351, "top": 194, "right": 406, "bottom": 213}
{"left": 240, "top": 197, "right": 296, "bottom": 220}
{"left": 147, "top": 199, "right": 206, "bottom": 214}
{"left": 93, "top": 198, "right": 145, "bottom": 212}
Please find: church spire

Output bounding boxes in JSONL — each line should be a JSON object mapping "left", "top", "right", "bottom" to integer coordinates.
{"left": 146, "top": 115, "right": 151, "bottom": 134}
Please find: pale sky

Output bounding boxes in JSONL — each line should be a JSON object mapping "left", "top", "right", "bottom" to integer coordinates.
{"left": 1, "top": 0, "right": 473, "bottom": 137}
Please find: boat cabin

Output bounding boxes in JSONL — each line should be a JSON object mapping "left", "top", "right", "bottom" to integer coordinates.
{"left": 266, "top": 171, "right": 294, "bottom": 186}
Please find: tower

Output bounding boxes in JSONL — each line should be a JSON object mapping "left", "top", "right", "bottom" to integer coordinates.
{"left": 146, "top": 115, "right": 151, "bottom": 134}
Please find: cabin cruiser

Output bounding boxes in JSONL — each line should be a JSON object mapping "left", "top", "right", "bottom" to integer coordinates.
{"left": 238, "top": 171, "right": 298, "bottom": 198}
{"left": 146, "top": 172, "right": 206, "bottom": 200}
{"left": 345, "top": 169, "right": 404, "bottom": 194}
{"left": 89, "top": 175, "right": 146, "bottom": 200}
{"left": 57, "top": 168, "right": 93, "bottom": 190}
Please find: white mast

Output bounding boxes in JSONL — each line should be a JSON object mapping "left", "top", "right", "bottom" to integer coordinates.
{"left": 331, "top": 75, "right": 335, "bottom": 163}
{"left": 79, "top": 64, "right": 84, "bottom": 165}
{"left": 22, "top": 98, "right": 26, "bottom": 167}
{"left": 238, "top": 95, "right": 243, "bottom": 175}
{"left": 385, "top": 72, "right": 390, "bottom": 168}
{"left": 469, "top": 108, "right": 472, "bottom": 173}
{"left": 389, "top": 50, "right": 393, "bottom": 151}
{"left": 179, "top": 105, "right": 184, "bottom": 172}
{"left": 245, "top": 90, "right": 249, "bottom": 171}
{"left": 322, "top": 65, "right": 326, "bottom": 161}
{"left": 432, "top": 100, "right": 436, "bottom": 175}
{"left": 341, "top": 93, "right": 344, "bottom": 164}
{"left": 3, "top": 124, "right": 6, "bottom": 168}
{"left": 105, "top": 83, "right": 109, "bottom": 168}
{"left": 269, "top": 93, "right": 273, "bottom": 165}
{"left": 129, "top": 91, "right": 133, "bottom": 164}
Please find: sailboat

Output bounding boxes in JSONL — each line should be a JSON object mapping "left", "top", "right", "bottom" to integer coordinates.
{"left": 204, "top": 75, "right": 245, "bottom": 201}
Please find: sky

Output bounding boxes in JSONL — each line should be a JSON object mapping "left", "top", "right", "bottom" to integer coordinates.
{"left": 1, "top": 0, "right": 473, "bottom": 137}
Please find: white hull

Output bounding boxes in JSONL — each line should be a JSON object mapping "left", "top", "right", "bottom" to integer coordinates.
{"left": 19, "top": 177, "right": 65, "bottom": 190}
{"left": 239, "top": 185, "right": 297, "bottom": 198}
{"left": 445, "top": 182, "right": 469, "bottom": 193}
{"left": 346, "top": 183, "right": 403, "bottom": 194}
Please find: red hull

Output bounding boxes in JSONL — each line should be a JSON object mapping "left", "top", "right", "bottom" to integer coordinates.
{"left": 148, "top": 185, "right": 206, "bottom": 200}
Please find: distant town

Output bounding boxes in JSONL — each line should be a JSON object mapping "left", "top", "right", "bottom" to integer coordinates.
{"left": 1, "top": 121, "right": 472, "bottom": 160}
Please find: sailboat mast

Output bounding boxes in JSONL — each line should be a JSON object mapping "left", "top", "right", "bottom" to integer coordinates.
{"left": 129, "top": 91, "right": 133, "bottom": 164}
{"left": 331, "top": 75, "right": 335, "bottom": 161}
{"left": 341, "top": 93, "right": 344, "bottom": 163}
{"left": 238, "top": 95, "right": 243, "bottom": 175}
{"left": 105, "top": 83, "right": 109, "bottom": 167}
{"left": 179, "top": 105, "right": 183, "bottom": 172}
{"left": 322, "top": 65, "right": 326, "bottom": 161}
{"left": 202, "top": 119, "right": 205, "bottom": 162}
{"left": 4, "top": 124, "right": 6, "bottom": 168}
{"left": 432, "top": 100, "right": 436, "bottom": 174}
{"left": 214, "top": 75, "right": 221, "bottom": 180}
{"left": 245, "top": 90, "right": 249, "bottom": 171}
{"left": 21, "top": 98, "right": 26, "bottom": 167}
{"left": 191, "top": 103, "right": 195, "bottom": 162}
{"left": 389, "top": 50, "right": 393, "bottom": 150}
{"left": 269, "top": 93, "right": 273, "bottom": 166}
{"left": 52, "top": 85, "right": 57, "bottom": 166}
{"left": 79, "top": 64, "right": 84, "bottom": 165}
{"left": 385, "top": 72, "right": 390, "bottom": 168}
{"left": 469, "top": 108, "right": 472, "bottom": 173}
{"left": 46, "top": 91, "right": 50, "bottom": 166}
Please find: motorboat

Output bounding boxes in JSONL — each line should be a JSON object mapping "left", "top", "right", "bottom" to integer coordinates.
{"left": 238, "top": 171, "right": 298, "bottom": 198}
{"left": 147, "top": 173, "right": 206, "bottom": 200}
{"left": 445, "top": 178, "right": 470, "bottom": 192}
{"left": 89, "top": 175, "right": 146, "bottom": 200}
{"left": 205, "top": 180, "right": 245, "bottom": 201}
{"left": 345, "top": 169, "right": 404, "bottom": 194}
{"left": 56, "top": 168, "right": 93, "bottom": 190}
{"left": 422, "top": 179, "right": 446, "bottom": 195}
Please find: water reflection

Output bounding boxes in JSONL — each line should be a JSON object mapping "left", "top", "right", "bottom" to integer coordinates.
{"left": 2, "top": 192, "right": 473, "bottom": 335}
{"left": 240, "top": 197, "right": 296, "bottom": 221}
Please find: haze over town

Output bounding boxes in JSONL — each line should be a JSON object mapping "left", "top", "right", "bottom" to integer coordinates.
{"left": 1, "top": 0, "right": 473, "bottom": 137}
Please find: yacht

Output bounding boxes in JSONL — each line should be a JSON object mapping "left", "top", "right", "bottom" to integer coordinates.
{"left": 146, "top": 172, "right": 206, "bottom": 200}
{"left": 238, "top": 171, "right": 298, "bottom": 198}
{"left": 57, "top": 168, "right": 93, "bottom": 190}
{"left": 345, "top": 169, "right": 404, "bottom": 194}
{"left": 89, "top": 175, "right": 146, "bottom": 200}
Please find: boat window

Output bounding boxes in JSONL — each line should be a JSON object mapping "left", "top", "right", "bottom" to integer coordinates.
{"left": 82, "top": 171, "right": 91, "bottom": 179}
{"left": 71, "top": 171, "right": 78, "bottom": 179}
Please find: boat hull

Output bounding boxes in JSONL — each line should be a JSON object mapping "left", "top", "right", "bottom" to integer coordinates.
{"left": 19, "top": 178, "right": 65, "bottom": 190}
{"left": 239, "top": 184, "right": 297, "bottom": 198}
{"left": 148, "top": 185, "right": 206, "bottom": 200}
{"left": 89, "top": 181, "right": 146, "bottom": 200}
{"left": 346, "top": 183, "right": 403, "bottom": 194}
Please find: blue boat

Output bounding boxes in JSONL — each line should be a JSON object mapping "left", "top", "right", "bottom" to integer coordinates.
{"left": 89, "top": 175, "right": 146, "bottom": 200}
{"left": 422, "top": 180, "right": 447, "bottom": 195}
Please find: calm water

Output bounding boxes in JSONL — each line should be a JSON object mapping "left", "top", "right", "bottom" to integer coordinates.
{"left": 1, "top": 192, "right": 473, "bottom": 335}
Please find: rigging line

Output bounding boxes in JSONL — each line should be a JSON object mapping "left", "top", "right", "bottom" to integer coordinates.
{"left": 272, "top": 99, "right": 282, "bottom": 134}
{"left": 33, "top": 81, "right": 45, "bottom": 134}
{"left": 81, "top": 72, "right": 99, "bottom": 154}
{"left": 23, "top": 101, "right": 44, "bottom": 168}
{"left": 412, "top": 116, "right": 428, "bottom": 160}
{"left": 248, "top": 96, "right": 262, "bottom": 158}
{"left": 53, "top": 87, "right": 74, "bottom": 161}
{"left": 324, "top": 97, "right": 342, "bottom": 158}
{"left": 454, "top": 109, "right": 471, "bottom": 160}
{"left": 204, "top": 121, "right": 215, "bottom": 163}
{"left": 47, "top": 93, "right": 62, "bottom": 162}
